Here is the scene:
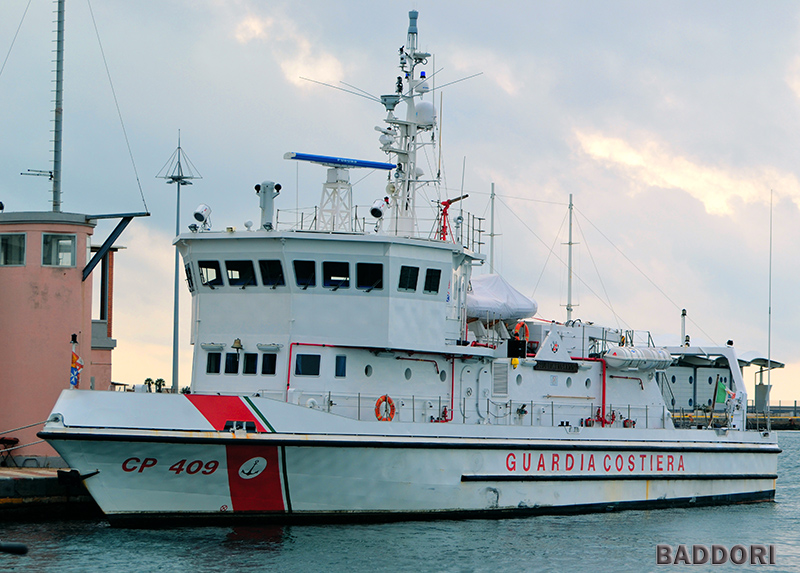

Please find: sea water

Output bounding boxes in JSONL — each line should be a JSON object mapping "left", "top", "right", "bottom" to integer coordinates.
{"left": 3, "top": 432, "right": 800, "bottom": 573}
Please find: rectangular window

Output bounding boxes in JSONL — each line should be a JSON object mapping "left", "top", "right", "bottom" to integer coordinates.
{"left": 295, "top": 354, "right": 321, "bottom": 376}
{"left": 424, "top": 268, "right": 442, "bottom": 294}
{"left": 42, "top": 234, "right": 76, "bottom": 267}
{"left": 226, "top": 260, "right": 256, "bottom": 287}
{"left": 261, "top": 353, "right": 277, "bottom": 375}
{"left": 259, "top": 259, "right": 286, "bottom": 287}
{"left": 356, "top": 263, "right": 383, "bottom": 291}
{"left": 224, "top": 352, "right": 240, "bottom": 374}
{"left": 398, "top": 265, "right": 419, "bottom": 292}
{"left": 293, "top": 260, "right": 316, "bottom": 289}
{"left": 206, "top": 352, "right": 221, "bottom": 374}
{"left": 335, "top": 355, "right": 347, "bottom": 378}
{"left": 323, "top": 261, "right": 349, "bottom": 290}
{"left": 243, "top": 353, "right": 258, "bottom": 375}
{"left": 198, "top": 260, "right": 224, "bottom": 287}
{"left": 184, "top": 263, "right": 195, "bottom": 293}
{"left": 0, "top": 234, "right": 25, "bottom": 266}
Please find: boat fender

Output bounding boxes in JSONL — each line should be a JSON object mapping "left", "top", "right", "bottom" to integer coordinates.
{"left": 375, "top": 395, "right": 396, "bottom": 421}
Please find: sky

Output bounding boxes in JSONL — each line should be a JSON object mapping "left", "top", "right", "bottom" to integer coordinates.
{"left": 1, "top": 0, "right": 799, "bottom": 401}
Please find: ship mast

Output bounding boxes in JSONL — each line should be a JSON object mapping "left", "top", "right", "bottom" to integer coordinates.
{"left": 381, "top": 10, "right": 435, "bottom": 237}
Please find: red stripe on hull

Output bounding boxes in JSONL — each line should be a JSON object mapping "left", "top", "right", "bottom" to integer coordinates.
{"left": 186, "top": 395, "right": 266, "bottom": 432}
{"left": 226, "top": 445, "right": 285, "bottom": 512}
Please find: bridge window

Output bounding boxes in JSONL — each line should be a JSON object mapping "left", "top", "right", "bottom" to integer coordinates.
{"left": 398, "top": 266, "right": 419, "bottom": 292}
{"left": 206, "top": 352, "right": 221, "bottom": 374}
{"left": 335, "top": 355, "right": 347, "bottom": 378}
{"left": 357, "top": 263, "right": 383, "bottom": 291}
{"left": 259, "top": 259, "right": 286, "bottom": 287}
{"left": 184, "top": 263, "right": 195, "bottom": 292}
{"left": 261, "top": 353, "right": 277, "bottom": 375}
{"left": 225, "top": 352, "right": 240, "bottom": 374}
{"left": 42, "top": 233, "right": 76, "bottom": 267}
{"left": 295, "top": 354, "right": 321, "bottom": 376}
{"left": 293, "top": 260, "right": 316, "bottom": 289}
{"left": 226, "top": 260, "right": 256, "bottom": 287}
{"left": 198, "top": 261, "right": 224, "bottom": 287}
{"left": 423, "top": 268, "right": 441, "bottom": 294}
{"left": 243, "top": 353, "right": 258, "bottom": 375}
{"left": 323, "top": 262, "right": 349, "bottom": 289}
{"left": 0, "top": 234, "right": 25, "bottom": 266}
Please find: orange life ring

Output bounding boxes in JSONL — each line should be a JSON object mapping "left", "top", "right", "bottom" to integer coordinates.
{"left": 513, "top": 321, "right": 530, "bottom": 341}
{"left": 375, "top": 395, "right": 395, "bottom": 421}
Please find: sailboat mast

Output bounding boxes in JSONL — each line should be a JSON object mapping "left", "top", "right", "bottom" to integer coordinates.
{"left": 566, "top": 193, "right": 574, "bottom": 321}
{"left": 489, "top": 182, "right": 495, "bottom": 272}
{"left": 52, "top": 0, "right": 65, "bottom": 212}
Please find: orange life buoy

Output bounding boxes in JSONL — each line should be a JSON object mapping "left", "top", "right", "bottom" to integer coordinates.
{"left": 375, "top": 395, "right": 396, "bottom": 421}
{"left": 513, "top": 321, "right": 530, "bottom": 341}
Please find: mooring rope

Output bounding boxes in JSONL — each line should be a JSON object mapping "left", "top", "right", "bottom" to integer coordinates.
{"left": 0, "top": 440, "right": 45, "bottom": 454}
{"left": 0, "top": 420, "right": 48, "bottom": 436}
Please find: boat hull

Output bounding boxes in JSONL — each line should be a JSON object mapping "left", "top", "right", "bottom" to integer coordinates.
{"left": 39, "top": 391, "right": 779, "bottom": 524}
{"left": 41, "top": 436, "right": 778, "bottom": 525}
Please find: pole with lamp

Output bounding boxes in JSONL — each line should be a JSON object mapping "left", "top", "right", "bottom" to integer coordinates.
{"left": 156, "top": 133, "right": 201, "bottom": 393}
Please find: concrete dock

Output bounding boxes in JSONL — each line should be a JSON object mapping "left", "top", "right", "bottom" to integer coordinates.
{"left": 0, "top": 468, "right": 101, "bottom": 520}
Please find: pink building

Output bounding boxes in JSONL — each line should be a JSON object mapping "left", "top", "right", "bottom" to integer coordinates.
{"left": 0, "top": 211, "right": 117, "bottom": 466}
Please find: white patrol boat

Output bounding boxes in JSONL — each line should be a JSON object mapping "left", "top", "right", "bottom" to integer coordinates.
{"left": 40, "top": 11, "right": 779, "bottom": 525}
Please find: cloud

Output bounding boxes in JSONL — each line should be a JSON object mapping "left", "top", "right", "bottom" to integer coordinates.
{"left": 235, "top": 16, "right": 273, "bottom": 43}
{"left": 575, "top": 131, "right": 800, "bottom": 215}
{"left": 786, "top": 55, "right": 800, "bottom": 101}
{"left": 233, "top": 15, "right": 343, "bottom": 87}
{"left": 449, "top": 48, "right": 522, "bottom": 97}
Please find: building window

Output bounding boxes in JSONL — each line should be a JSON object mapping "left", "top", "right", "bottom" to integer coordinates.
{"left": 243, "top": 353, "right": 258, "bottom": 375}
{"left": 295, "top": 354, "right": 321, "bottom": 376}
{"left": 0, "top": 234, "right": 25, "bottom": 266}
{"left": 398, "top": 265, "right": 419, "bottom": 292}
{"left": 335, "top": 355, "right": 347, "bottom": 378}
{"left": 356, "top": 263, "right": 383, "bottom": 291}
{"left": 261, "top": 353, "right": 277, "bottom": 375}
{"left": 259, "top": 260, "right": 286, "bottom": 287}
{"left": 42, "top": 233, "right": 76, "bottom": 267}
{"left": 184, "top": 263, "right": 195, "bottom": 293}
{"left": 206, "top": 352, "right": 221, "bottom": 374}
{"left": 198, "top": 260, "right": 224, "bottom": 287}
{"left": 294, "top": 260, "right": 316, "bottom": 289}
{"left": 423, "top": 268, "right": 442, "bottom": 294}
{"left": 323, "top": 261, "right": 349, "bottom": 289}
{"left": 225, "top": 260, "right": 256, "bottom": 287}
{"left": 225, "top": 352, "right": 240, "bottom": 374}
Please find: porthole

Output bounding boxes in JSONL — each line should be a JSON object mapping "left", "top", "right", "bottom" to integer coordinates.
{"left": 566, "top": 376, "right": 573, "bottom": 388}
{"left": 689, "top": 376, "right": 694, "bottom": 385}
{"left": 516, "top": 374, "right": 523, "bottom": 386}
{"left": 440, "top": 370, "right": 448, "bottom": 382}
{"left": 708, "top": 376, "right": 713, "bottom": 385}
{"left": 689, "top": 398, "right": 693, "bottom": 406}
{"left": 404, "top": 368, "right": 412, "bottom": 380}
{"left": 585, "top": 378, "right": 591, "bottom": 389}
{"left": 365, "top": 365, "right": 373, "bottom": 377}
{"left": 671, "top": 375, "right": 676, "bottom": 384}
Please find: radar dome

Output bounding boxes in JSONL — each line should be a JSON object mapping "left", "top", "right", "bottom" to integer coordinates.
{"left": 415, "top": 101, "right": 436, "bottom": 127}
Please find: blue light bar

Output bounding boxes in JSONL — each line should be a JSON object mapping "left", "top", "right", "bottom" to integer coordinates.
{"left": 283, "top": 152, "right": 395, "bottom": 171}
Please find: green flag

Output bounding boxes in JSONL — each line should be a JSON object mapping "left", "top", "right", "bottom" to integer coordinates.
{"left": 715, "top": 380, "right": 728, "bottom": 403}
